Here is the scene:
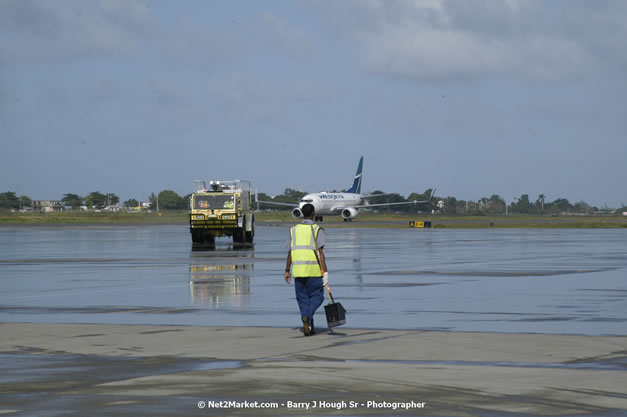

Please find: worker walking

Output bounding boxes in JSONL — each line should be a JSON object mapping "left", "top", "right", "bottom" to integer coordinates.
{"left": 285, "top": 203, "right": 329, "bottom": 336}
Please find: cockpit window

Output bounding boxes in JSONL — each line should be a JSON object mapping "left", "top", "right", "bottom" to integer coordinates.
{"left": 195, "top": 195, "right": 234, "bottom": 209}
{"left": 300, "top": 199, "right": 313, "bottom": 203}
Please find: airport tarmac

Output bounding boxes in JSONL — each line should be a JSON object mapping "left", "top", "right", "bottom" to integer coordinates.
{"left": 2, "top": 226, "right": 627, "bottom": 335}
{"left": 2, "top": 226, "right": 627, "bottom": 416}
{"left": 2, "top": 322, "right": 627, "bottom": 416}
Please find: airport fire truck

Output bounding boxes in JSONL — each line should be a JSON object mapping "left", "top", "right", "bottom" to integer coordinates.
{"left": 189, "top": 180, "right": 254, "bottom": 247}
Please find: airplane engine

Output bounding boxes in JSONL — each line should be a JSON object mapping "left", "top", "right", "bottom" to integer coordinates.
{"left": 292, "top": 208, "right": 303, "bottom": 218}
{"left": 341, "top": 207, "right": 358, "bottom": 219}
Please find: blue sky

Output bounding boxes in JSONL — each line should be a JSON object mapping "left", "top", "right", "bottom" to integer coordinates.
{"left": 1, "top": 0, "right": 626, "bottom": 207}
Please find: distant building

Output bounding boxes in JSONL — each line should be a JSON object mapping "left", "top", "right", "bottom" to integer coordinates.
{"left": 32, "top": 200, "right": 63, "bottom": 213}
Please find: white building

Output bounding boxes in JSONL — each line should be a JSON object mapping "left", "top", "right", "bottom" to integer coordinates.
{"left": 32, "top": 200, "right": 63, "bottom": 213}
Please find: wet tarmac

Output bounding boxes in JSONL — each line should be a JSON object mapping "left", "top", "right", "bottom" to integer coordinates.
{"left": 2, "top": 225, "right": 627, "bottom": 416}
{"left": 1, "top": 225, "right": 627, "bottom": 335}
{"left": 2, "top": 323, "right": 627, "bottom": 417}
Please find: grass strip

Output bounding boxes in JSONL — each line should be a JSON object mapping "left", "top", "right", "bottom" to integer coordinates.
{"left": 1, "top": 211, "right": 625, "bottom": 228}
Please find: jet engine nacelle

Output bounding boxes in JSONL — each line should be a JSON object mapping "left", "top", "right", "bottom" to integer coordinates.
{"left": 292, "top": 208, "right": 303, "bottom": 218}
{"left": 341, "top": 207, "right": 358, "bottom": 219}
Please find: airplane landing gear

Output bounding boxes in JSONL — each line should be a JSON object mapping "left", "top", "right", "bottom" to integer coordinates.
{"left": 315, "top": 215, "right": 324, "bottom": 222}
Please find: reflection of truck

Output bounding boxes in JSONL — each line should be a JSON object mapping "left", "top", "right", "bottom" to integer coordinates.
{"left": 189, "top": 180, "right": 254, "bottom": 247}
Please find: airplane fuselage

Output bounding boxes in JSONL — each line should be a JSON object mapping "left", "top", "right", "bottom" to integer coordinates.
{"left": 299, "top": 192, "right": 361, "bottom": 216}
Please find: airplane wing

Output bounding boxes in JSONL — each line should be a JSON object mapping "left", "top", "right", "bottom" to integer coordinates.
{"left": 354, "top": 188, "right": 436, "bottom": 209}
{"left": 255, "top": 191, "right": 299, "bottom": 208}
{"left": 360, "top": 193, "right": 394, "bottom": 199}
{"left": 255, "top": 199, "right": 299, "bottom": 208}
{"left": 353, "top": 201, "right": 422, "bottom": 209}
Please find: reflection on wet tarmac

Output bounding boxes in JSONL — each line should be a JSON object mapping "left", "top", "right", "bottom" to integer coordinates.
{"left": 189, "top": 252, "right": 252, "bottom": 307}
{"left": 1, "top": 225, "right": 627, "bottom": 335}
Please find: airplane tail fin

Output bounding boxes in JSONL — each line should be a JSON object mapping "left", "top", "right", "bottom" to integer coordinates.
{"left": 346, "top": 156, "right": 363, "bottom": 194}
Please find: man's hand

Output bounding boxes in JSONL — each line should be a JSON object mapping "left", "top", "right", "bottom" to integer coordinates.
{"left": 285, "top": 271, "right": 291, "bottom": 284}
{"left": 322, "top": 271, "right": 329, "bottom": 287}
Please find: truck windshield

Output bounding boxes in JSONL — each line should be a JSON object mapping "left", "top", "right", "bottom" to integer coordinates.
{"left": 195, "top": 195, "right": 234, "bottom": 209}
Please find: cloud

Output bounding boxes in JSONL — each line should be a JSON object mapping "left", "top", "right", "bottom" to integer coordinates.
{"left": 311, "top": 0, "right": 627, "bottom": 80}
{"left": 161, "top": 12, "right": 317, "bottom": 71}
{"left": 357, "top": 24, "right": 585, "bottom": 80}
{"left": 0, "top": 2, "right": 318, "bottom": 77}
{"left": 0, "top": 0, "right": 155, "bottom": 64}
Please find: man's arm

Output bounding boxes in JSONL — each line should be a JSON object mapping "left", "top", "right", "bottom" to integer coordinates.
{"left": 318, "top": 247, "right": 327, "bottom": 273}
{"left": 284, "top": 251, "right": 292, "bottom": 284}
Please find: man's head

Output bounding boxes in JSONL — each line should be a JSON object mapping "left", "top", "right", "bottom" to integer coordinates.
{"left": 301, "top": 203, "right": 315, "bottom": 219}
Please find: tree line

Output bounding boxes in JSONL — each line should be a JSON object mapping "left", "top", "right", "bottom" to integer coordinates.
{"left": 0, "top": 190, "right": 189, "bottom": 210}
{"left": 1, "top": 189, "right": 625, "bottom": 214}
{"left": 256, "top": 189, "right": 625, "bottom": 215}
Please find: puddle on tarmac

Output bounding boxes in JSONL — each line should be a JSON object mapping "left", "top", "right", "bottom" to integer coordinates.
{"left": 0, "top": 352, "right": 243, "bottom": 385}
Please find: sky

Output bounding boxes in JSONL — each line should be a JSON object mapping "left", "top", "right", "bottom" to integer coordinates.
{"left": 1, "top": 0, "right": 626, "bottom": 208}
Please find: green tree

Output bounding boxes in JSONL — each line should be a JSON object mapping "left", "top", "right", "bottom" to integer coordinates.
{"left": 455, "top": 200, "right": 472, "bottom": 214}
{"left": 363, "top": 191, "right": 407, "bottom": 212}
{"left": 85, "top": 191, "right": 107, "bottom": 209}
{"left": 282, "top": 188, "right": 307, "bottom": 201}
{"left": 106, "top": 193, "right": 119, "bottom": 206}
{"left": 536, "top": 194, "right": 546, "bottom": 211}
{"left": 513, "top": 194, "right": 532, "bottom": 213}
{"left": 255, "top": 192, "right": 274, "bottom": 210}
{"left": 124, "top": 198, "right": 139, "bottom": 208}
{"left": 488, "top": 195, "right": 506, "bottom": 214}
{"left": 549, "top": 198, "right": 572, "bottom": 213}
{"left": 0, "top": 191, "right": 20, "bottom": 209}
{"left": 443, "top": 197, "right": 457, "bottom": 213}
{"left": 62, "top": 193, "right": 83, "bottom": 209}
{"left": 479, "top": 197, "right": 489, "bottom": 213}
{"left": 158, "top": 190, "right": 181, "bottom": 210}
{"left": 19, "top": 195, "right": 32, "bottom": 209}
{"left": 180, "top": 193, "right": 192, "bottom": 209}
{"left": 408, "top": 188, "right": 436, "bottom": 212}
{"left": 270, "top": 188, "right": 307, "bottom": 210}
{"left": 573, "top": 200, "right": 593, "bottom": 214}
{"left": 148, "top": 192, "right": 158, "bottom": 210}
{"left": 256, "top": 192, "right": 271, "bottom": 201}
{"left": 364, "top": 190, "right": 387, "bottom": 205}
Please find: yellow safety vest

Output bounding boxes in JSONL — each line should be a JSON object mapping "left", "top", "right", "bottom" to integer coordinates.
{"left": 290, "top": 224, "right": 322, "bottom": 277}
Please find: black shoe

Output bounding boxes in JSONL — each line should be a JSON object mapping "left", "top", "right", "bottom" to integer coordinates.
{"left": 301, "top": 316, "right": 312, "bottom": 336}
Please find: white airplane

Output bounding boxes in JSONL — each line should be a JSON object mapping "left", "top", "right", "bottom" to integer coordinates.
{"left": 257, "top": 156, "right": 434, "bottom": 222}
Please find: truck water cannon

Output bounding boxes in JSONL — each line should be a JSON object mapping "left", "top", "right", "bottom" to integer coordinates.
{"left": 209, "top": 181, "right": 222, "bottom": 192}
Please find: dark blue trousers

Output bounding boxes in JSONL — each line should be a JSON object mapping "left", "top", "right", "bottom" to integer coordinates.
{"left": 294, "top": 277, "right": 324, "bottom": 322}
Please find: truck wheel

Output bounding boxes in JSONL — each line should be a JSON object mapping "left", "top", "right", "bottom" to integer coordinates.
{"left": 233, "top": 217, "right": 245, "bottom": 246}
{"left": 233, "top": 230, "right": 243, "bottom": 244}
{"left": 245, "top": 215, "right": 254, "bottom": 244}
{"left": 192, "top": 230, "right": 215, "bottom": 250}
{"left": 191, "top": 230, "right": 203, "bottom": 243}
